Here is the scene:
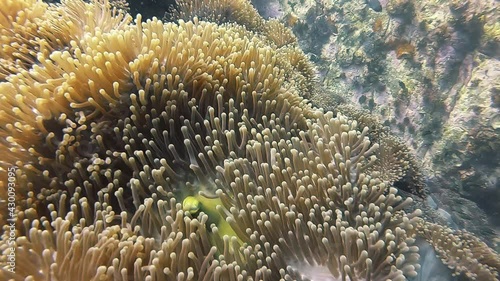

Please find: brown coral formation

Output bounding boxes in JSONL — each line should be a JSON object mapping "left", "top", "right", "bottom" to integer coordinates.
{"left": 0, "top": 0, "right": 498, "bottom": 280}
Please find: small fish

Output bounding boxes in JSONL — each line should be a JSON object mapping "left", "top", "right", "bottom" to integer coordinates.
{"left": 366, "top": 0, "right": 382, "bottom": 12}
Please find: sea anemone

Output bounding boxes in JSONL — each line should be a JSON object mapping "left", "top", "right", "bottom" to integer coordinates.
{"left": 0, "top": 0, "right": 499, "bottom": 280}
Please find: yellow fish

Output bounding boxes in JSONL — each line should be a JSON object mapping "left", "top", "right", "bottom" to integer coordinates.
{"left": 182, "top": 194, "right": 243, "bottom": 247}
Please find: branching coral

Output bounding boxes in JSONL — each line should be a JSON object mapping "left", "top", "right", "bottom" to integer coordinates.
{"left": 0, "top": 0, "right": 498, "bottom": 280}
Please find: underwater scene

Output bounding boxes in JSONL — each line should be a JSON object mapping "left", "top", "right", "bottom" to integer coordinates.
{"left": 0, "top": 0, "right": 499, "bottom": 280}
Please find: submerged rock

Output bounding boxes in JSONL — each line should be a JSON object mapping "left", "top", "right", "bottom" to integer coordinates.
{"left": 366, "top": 0, "right": 383, "bottom": 12}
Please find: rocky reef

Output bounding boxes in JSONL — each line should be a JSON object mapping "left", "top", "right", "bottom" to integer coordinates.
{"left": 262, "top": 0, "right": 500, "bottom": 247}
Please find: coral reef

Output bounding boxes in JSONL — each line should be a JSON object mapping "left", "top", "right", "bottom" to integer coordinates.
{"left": 417, "top": 221, "right": 500, "bottom": 280}
{"left": 272, "top": 0, "right": 500, "bottom": 244}
{"left": 0, "top": 0, "right": 499, "bottom": 280}
{"left": 0, "top": 0, "right": 131, "bottom": 80}
{"left": 431, "top": 58, "right": 500, "bottom": 226}
{"left": 170, "top": 0, "right": 316, "bottom": 98}
{"left": 330, "top": 104, "right": 426, "bottom": 199}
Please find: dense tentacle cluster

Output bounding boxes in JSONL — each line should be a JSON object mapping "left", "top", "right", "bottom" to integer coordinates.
{"left": 417, "top": 221, "right": 500, "bottom": 281}
{"left": 0, "top": 0, "right": 131, "bottom": 80}
{"left": 0, "top": 0, "right": 498, "bottom": 281}
{"left": 168, "top": 0, "right": 317, "bottom": 99}
{"left": 168, "top": 0, "right": 264, "bottom": 36}
{"left": 0, "top": 0, "right": 48, "bottom": 80}
{"left": 330, "top": 104, "right": 427, "bottom": 198}
{"left": 213, "top": 112, "right": 421, "bottom": 280}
